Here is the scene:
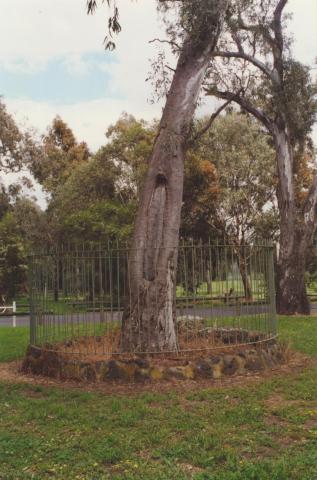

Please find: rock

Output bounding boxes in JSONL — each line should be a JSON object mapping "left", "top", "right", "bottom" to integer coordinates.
{"left": 104, "top": 360, "right": 122, "bottom": 380}
{"left": 167, "top": 365, "right": 195, "bottom": 380}
{"left": 195, "top": 359, "right": 212, "bottom": 378}
{"left": 98, "top": 362, "right": 110, "bottom": 381}
{"left": 245, "top": 354, "right": 265, "bottom": 372}
{"left": 211, "top": 356, "right": 223, "bottom": 365}
{"left": 150, "top": 367, "right": 165, "bottom": 381}
{"left": 183, "top": 364, "right": 195, "bottom": 379}
{"left": 133, "top": 358, "right": 150, "bottom": 369}
{"left": 135, "top": 368, "right": 151, "bottom": 382}
{"left": 223, "top": 355, "right": 240, "bottom": 376}
{"left": 80, "top": 364, "right": 97, "bottom": 382}
{"left": 62, "top": 361, "right": 82, "bottom": 380}
{"left": 166, "top": 366, "right": 186, "bottom": 380}
{"left": 212, "top": 363, "right": 223, "bottom": 379}
{"left": 233, "top": 354, "right": 246, "bottom": 372}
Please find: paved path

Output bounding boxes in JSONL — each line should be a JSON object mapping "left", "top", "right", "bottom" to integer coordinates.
{"left": 0, "top": 303, "right": 273, "bottom": 328}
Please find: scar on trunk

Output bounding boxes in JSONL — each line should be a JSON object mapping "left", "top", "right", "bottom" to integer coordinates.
{"left": 155, "top": 173, "right": 167, "bottom": 187}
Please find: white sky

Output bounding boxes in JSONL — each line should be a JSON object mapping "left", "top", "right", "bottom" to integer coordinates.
{"left": 0, "top": 0, "right": 316, "bottom": 205}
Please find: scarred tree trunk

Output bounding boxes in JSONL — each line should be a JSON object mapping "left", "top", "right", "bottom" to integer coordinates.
{"left": 121, "top": 1, "right": 229, "bottom": 353}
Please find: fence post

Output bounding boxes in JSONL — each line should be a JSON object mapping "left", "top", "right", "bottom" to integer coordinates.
{"left": 12, "top": 301, "right": 16, "bottom": 328}
{"left": 28, "top": 255, "right": 36, "bottom": 345}
{"left": 268, "top": 243, "right": 277, "bottom": 335}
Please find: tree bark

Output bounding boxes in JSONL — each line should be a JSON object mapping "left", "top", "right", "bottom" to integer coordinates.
{"left": 274, "top": 127, "right": 312, "bottom": 314}
{"left": 121, "top": 1, "right": 229, "bottom": 353}
{"left": 276, "top": 232, "right": 310, "bottom": 314}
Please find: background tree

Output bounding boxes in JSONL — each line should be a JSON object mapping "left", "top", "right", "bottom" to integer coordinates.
{"left": 0, "top": 99, "right": 36, "bottom": 174}
{"left": 205, "top": 0, "right": 317, "bottom": 314}
{"left": 0, "top": 212, "right": 28, "bottom": 301}
{"left": 102, "top": 113, "right": 156, "bottom": 200}
{"left": 49, "top": 149, "right": 134, "bottom": 244}
{"left": 30, "top": 116, "right": 90, "bottom": 197}
{"left": 197, "top": 112, "right": 277, "bottom": 298}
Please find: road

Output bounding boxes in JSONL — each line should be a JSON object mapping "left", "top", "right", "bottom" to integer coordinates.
{"left": 0, "top": 303, "right": 274, "bottom": 328}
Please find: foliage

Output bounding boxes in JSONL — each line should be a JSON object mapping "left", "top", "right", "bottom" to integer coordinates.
{"left": 208, "top": 0, "right": 317, "bottom": 190}
{"left": 0, "top": 100, "right": 37, "bottom": 174}
{"left": 181, "top": 152, "right": 219, "bottom": 240}
{"left": 103, "top": 113, "right": 155, "bottom": 200}
{"left": 30, "top": 116, "right": 90, "bottom": 196}
{"left": 0, "top": 213, "right": 28, "bottom": 300}
{"left": 191, "top": 112, "right": 278, "bottom": 243}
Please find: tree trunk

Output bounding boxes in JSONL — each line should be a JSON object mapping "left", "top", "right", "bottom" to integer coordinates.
{"left": 274, "top": 127, "right": 311, "bottom": 314}
{"left": 237, "top": 254, "right": 252, "bottom": 300}
{"left": 121, "top": 1, "right": 228, "bottom": 353}
{"left": 206, "top": 269, "right": 212, "bottom": 294}
{"left": 276, "top": 230, "right": 310, "bottom": 314}
{"left": 53, "top": 258, "right": 59, "bottom": 303}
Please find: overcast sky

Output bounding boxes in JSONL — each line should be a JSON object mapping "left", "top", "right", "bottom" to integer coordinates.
{"left": 1, "top": 0, "right": 317, "bottom": 203}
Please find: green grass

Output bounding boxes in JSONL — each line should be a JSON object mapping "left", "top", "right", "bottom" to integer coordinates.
{"left": 0, "top": 327, "right": 29, "bottom": 362}
{"left": 176, "top": 279, "right": 266, "bottom": 300}
{"left": 279, "top": 315, "right": 317, "bottom": 356}
{"left": 1, "top": 316, "right": 317, "bottom": 479}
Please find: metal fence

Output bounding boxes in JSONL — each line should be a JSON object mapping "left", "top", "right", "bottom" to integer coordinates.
{"left": 28, "top": 242, "right": 277, "bottom": 357}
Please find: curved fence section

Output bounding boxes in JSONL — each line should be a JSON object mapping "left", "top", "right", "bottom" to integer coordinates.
{"left": 28, "top": 242, "right": 277, "bottom": 358}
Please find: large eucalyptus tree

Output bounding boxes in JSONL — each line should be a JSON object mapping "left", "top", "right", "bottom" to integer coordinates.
{"left": 88, "top": 0, "right": 230, "bottom": 352}
{"left": 205, "top": 0, "right": 317, "bottom": 314}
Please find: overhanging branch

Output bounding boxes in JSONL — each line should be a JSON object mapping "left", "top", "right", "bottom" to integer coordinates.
{"left": 205, "top": 87, "right": 274, "bottom": 133}
{"left": 212, "top": 50, "right": 275, "bottom": 82}
{"left": 189, "top": 89, "right": 243, "bottom": 146}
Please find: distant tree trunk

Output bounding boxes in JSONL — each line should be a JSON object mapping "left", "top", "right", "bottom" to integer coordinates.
{"left": 276, "top": 231, "right": 310, "bottom": 314}
{"left": 274, "top": 126, "right": 317, "bottom": 314}
{"left": 53, "top": 258, "right": 59, "bottom": 302}
{"left": 206, "top": 269, "right": 212, "bottom": 294}
{"left": 236, "top": 253, "right": 252, "bottom": 300}
{"left": 121, "top": 1, "right": 229, "bottom": 353}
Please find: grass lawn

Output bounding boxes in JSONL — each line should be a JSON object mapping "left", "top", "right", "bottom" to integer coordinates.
{"left": 0, "top": 316, "right": 317, "bottom": 479}
{"left": 0, "top": 327, "right": 29, "bottom": 363}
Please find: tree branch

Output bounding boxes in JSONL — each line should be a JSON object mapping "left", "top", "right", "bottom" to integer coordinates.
{"left": 272, "top": 0, "right": 287, "bottom": 76}
{"left": 189, "top": 89, "right": 243, "bottom": 146}
{"left": 205, "top": 87, "right": 274, "bottom": 133}
{"left": 212, "top": 50, "right": 275, "bottom": 82}
{"left": 236, "top": 14, "right": 275, "bottom": 50}
{"left": 149, "top": 38, "right": 181, "bottom": 51}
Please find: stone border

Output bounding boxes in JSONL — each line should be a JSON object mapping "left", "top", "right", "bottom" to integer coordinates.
{"left": 22, "top": 340, "right": 288, "bottom": 383}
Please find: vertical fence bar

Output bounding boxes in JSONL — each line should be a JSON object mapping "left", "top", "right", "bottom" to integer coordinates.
{"left": 268, "top": 243, "right": 277, "bottom": 336}
{"left": 29, "top": 254, "right": 36, "bottom": 345}
{"left": 27, "top": 241, "right": 277, "bottom": 355}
